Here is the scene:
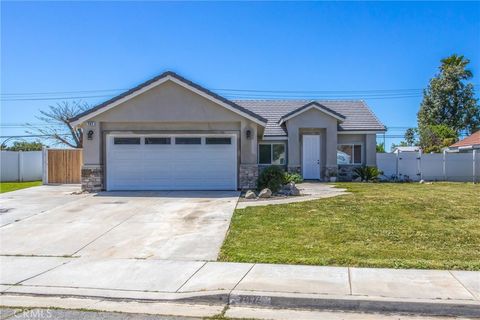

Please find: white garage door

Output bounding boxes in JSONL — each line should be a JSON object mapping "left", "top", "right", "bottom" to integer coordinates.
{"left": 106, "top": 134, "right": 237, "bottom": 191}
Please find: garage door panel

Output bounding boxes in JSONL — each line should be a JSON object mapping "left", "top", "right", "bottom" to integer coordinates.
{"left": 107, "top": 135, "right": 236, "bottom": 191}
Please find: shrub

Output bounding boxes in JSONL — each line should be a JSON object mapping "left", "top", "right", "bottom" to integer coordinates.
{"left": 257, "top": 166, "right": 285, "bottom": 193}
{"left": 353, "top": 166, "right": 383, "bottom": 182}
{"left": 284, "top": 172, "right": 303, "bottom": 184}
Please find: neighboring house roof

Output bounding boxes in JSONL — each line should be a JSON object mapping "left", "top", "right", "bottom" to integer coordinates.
{"left": 393, "top": 146, "right": 420, "bottom": 153}
{"left": 234, "top": 99, "right": 386, "bottom": 136}
{"left": 69, "top": 71, "right": 268, "bottom": 127}
{"left": 69, "top": 71, "right": 386, "bottom": 136}
{"left": 449, "top": 130, "right": 480, "bottom": 149}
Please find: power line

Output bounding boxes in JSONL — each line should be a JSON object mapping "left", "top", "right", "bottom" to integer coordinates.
{"left": 1, "top": 93, "right": 423, "bottom": 102}
{"left": 1, "top": 87, "right": 424, "bottom": 96}
{"left": 0, "top": 134, "right": 70, "bottom": 138}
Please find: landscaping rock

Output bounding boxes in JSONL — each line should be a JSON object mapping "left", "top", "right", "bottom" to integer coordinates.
{"left": 289, "top": 184, "right": 301, "bottom": 196}
{"left": 258, "top": 188, "right": 272, "bottom": 198}
{"left": 245, "top": 190, "right": 256, "bottom": 199}
{"left": 419, "top": 179, "right": 425, "bottom": 184}
{"left": 282, "top": 182, "right": 300, "bottom": 196}
{"left": 353, "top": 177, "right": 362, "bottom": 182}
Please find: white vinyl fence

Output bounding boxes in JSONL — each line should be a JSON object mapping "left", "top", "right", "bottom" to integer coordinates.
{"left": 0, "top": 151, "right": 43, "bottom": 182}
{"left": 377, "top": 150, "right": 479, "bottom": 182}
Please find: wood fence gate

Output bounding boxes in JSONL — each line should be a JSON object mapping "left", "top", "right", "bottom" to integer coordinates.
{"left": 44, "top": 149, "right": 82, "bottom": 184}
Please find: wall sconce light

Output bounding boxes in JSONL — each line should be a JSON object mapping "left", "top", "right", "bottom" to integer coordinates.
{"left": 246, "top": 129, "right": 252, "bottom": 139}
{"left": 87, "top": 130, "right": 94, "bottom": 140}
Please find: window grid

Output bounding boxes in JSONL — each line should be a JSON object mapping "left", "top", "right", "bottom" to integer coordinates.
{"left": 337, "top": 143, "right": 363, "bottom": 165}
{"left": 258, "top": 143, "right": 286, "bottom": 165}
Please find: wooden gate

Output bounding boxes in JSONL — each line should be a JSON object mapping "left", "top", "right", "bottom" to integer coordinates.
{"left": 45, "top": 149, "right": 82, "bottom": 184}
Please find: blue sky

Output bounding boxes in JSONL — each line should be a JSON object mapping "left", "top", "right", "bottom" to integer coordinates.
{"left": 1, "top": 1, "right": 479, "bottom": 148}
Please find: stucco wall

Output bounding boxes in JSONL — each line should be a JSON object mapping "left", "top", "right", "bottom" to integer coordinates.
{"left": 285, "top": 108, "right": 338, "bottom": 172}
{"left": 82, "top": 80, "right": 259, "bottom": 166}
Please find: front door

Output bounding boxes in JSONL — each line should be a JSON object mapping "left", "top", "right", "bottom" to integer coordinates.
{"left": 302, "top": 135, "right": 321, "bottom": 179}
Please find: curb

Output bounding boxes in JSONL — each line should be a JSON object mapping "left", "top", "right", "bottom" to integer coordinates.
{"left": 228, "top": 291, "right": 480, "bottom": 318}
{"left": 2, "top": 290, "right": 480, "bottom": 318}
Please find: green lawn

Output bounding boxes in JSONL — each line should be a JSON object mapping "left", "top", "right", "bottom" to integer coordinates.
{"left": 0, "top": 181, "right": 42, "bottom": 193}
{"left": 220, "top": 183, "right": 480, "bottom": 270}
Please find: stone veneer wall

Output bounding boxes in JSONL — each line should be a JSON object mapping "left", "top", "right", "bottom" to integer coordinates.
{"left": 239, "top": 164, "right": 258, "bottom": 190}
{"left": 81, "top": 165, "right": 104, "bottom": 192}
{"left": 338, "top": 165, "right": 361, "bottom": 181}
{"left": 287, "top": 166, "right": 301, "bottom": 174}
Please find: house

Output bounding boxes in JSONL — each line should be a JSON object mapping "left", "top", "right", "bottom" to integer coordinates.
{"left": 70, "top": 72, "right": 386, "bottom": 192}
{"left": 447, "top": 130, "right": 480, "bottom": 153}
{"left": 392, "top": 146, "right": 421, "bottom": 154}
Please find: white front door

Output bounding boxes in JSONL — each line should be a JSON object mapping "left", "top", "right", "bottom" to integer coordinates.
{"left": 302, "top": 135, "right": 321, "bottom": 179}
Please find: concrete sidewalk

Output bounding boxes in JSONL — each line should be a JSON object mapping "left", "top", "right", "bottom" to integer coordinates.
{"left": 1, "top": 256, "right": 479, "bottom": 317}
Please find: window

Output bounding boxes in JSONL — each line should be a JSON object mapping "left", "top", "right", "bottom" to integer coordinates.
{"left": 206, "top": 137, "right": 231, "bottom": 145}
{"left": 145, "top": 137, "right": 171, "bottom": 145}
{"left": 114, "top": 137, "right": 140, "bottom": 145}
{"left": 175, "top": 137, "right": 201, "bottom": 145}
{"left": 258, "top": 143, "right": 286, "bottom": 165}
{"left": 337, "top": 144, "right": 362, "bottom": 164}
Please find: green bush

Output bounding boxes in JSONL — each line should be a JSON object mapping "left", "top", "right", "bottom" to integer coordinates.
{"left": 353, "top": 166, "right": 383, "bottom": 182}
{"left": 284, "top": 172, "right": 303, "bottom": 184}
{"left": 257, "top": 166, "right": 285, "bottom": 193}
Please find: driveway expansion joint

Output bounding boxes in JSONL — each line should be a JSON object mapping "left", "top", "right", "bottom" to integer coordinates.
{"left": 175, "top": 262, "right": 208, "bottom": 293}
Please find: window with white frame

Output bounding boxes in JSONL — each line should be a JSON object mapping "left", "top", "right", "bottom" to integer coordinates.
{"left": 258, "top": 143, "right": 286, "bottom": 165}
{"left": 337, "top": 144, "right": 362, "bottom": 165}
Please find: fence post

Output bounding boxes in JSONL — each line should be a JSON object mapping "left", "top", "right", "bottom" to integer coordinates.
{"left": 18, "top": 151, "right": 24, "bottom": 182}
{"left": 418, "top": 149, "right": 422, "bottom": 181}
{"left": 473, "top": 149, "right": 477, "bottom": 184}
{"left": 42, "top": 147, "right": 48, "bottom": 185}
{"left": 396, "top": 151, "right": 399, "bottom": 178}
{"left": 443, "top": 150, "right": 447, "bottom": 181}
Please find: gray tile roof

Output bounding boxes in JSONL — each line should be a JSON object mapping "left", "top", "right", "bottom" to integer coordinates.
{"left": 233, "top": 99, "right": 386, "bottom": 137}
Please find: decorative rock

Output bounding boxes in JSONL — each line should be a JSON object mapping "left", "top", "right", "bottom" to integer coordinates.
{"left": 353, "top": 177, "right": 362, "bottom": 182}
{"left": 289, "top": 184, "right": 301, "bottom": 196}
{"left": 419, "top": 179, "right": 425, "bottom": 184}
{"left": 258, "top": 188, "right": 272, "bottom": 198}
{"left": 245, "top": 190, "right": 256, "bottom": 199}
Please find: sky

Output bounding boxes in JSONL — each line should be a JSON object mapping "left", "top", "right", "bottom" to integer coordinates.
{"left": 1, "top": 1, "right": 479, "bottom": 148}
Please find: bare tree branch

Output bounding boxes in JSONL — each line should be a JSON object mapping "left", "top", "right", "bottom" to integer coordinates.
{"left": 26, "top": 100, "right": 90, "bottom": 148}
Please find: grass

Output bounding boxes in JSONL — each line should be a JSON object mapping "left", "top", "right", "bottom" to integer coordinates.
{"left": 0, "top": 181, "right": 42, "bottom": 193}
{"left": 220, "top": 182, "right": 480, "bottom": 270}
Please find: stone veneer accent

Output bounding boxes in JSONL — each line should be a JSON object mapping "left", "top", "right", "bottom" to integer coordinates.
{"left": 239, "top": 164, "right": 258, "bottom": 190}
{"left": 287, "top": 166, "right": 301, "bottom": 174}
{"left": 81, "top": 165, "right": 104, "bottom": 192}
{"left": 338, "top": 165, "right": 361, "bottom": 181}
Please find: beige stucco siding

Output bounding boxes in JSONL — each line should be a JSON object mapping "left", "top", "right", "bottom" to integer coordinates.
{"left": 285, "top": 108, "right": 338, "bottom": 170}
{"left": 82, "top": 80, "right": 259, "bottom": 166}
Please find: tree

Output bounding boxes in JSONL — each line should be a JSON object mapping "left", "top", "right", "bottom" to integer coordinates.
{"left": 417, "top": 54, "right": 480, "bottom": 136}
{"left": 376, "top": 142, "right": 385, "bottom": 153}
{"left": 418, "top": 124, "right": 457, "bottom": 153}
{"left": 404, "top": 128, "right": 417, "bottom": 146}
{"left": 0, "top": 141, "right": 44, "bottom": 151}
{"left": 27, "top": 101, "right": 90, "bottom": 148}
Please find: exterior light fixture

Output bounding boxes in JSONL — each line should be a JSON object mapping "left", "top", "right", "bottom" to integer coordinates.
{"left": 246, "top": 129, "right": 252, "bottom": 139}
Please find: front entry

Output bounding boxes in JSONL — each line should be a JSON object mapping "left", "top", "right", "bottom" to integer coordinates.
{"left": 302, "top": 135, "right": 321, "bottom": 179}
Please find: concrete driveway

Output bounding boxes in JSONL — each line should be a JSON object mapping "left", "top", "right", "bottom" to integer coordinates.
{"left": 0, "top": 185, "right": 239, "bottom": 260}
